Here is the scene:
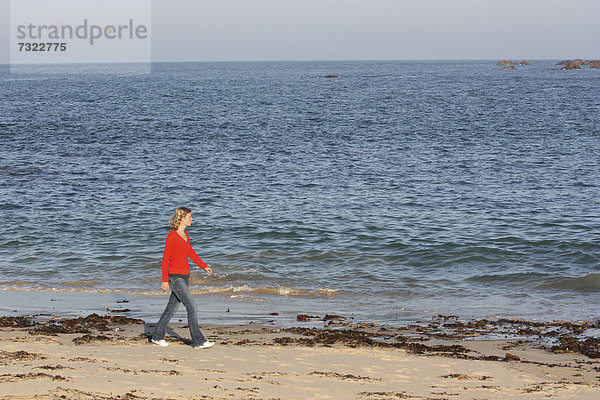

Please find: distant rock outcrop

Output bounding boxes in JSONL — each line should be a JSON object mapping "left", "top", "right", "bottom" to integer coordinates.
{"left": 561, "top": 62, "right": 581, "bottom": 70}
{"left": 555, "top": 59, "right": 600, "bottom": 70}
{"left": 557, "top": 59, "right": 584, "bottom": 66}
{"left": 496, "top": 59, "right": 530, "bottom": 68}
{"left": 496, "top": 59, "right": 514, "bottom": 66}
{"left": 316, "top": 75, "right": 341, "bottom": 78}
{"left": 501, "top": 66, "right": 517, "bottom": 70}
{"left": 584, "top": 60, "right": 600, "bottom": 69}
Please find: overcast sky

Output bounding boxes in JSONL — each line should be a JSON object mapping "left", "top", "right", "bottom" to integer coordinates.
{"left": 2, "top": 0, "right": 599, "bottom": 63}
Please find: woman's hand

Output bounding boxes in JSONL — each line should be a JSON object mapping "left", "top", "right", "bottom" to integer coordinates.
{"left": 205, "top": 266, "right": 212, "bottom": 276}
{"left": 161, "top": 282, "right": 169, "bottom": 292}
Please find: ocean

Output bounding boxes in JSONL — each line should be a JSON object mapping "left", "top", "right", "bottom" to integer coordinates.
{"left": 1, "top": 60, "right": 599, "bottom": 325}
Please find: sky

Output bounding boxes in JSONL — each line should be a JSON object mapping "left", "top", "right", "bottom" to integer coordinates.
{"left": 1, "top": 0, "right": 599, "bottom": 63}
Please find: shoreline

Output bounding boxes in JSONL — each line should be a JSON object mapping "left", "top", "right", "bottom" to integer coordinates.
{"left": 1, "top": 313, "right": 599, "bottom": 399}
{"left": 2, "top": 287, "right": 598, "bottom": 330}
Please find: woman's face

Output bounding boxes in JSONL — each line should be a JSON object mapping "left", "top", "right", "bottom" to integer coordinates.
{"left": 182, "top": 213, "right": 192, "bottom": 227}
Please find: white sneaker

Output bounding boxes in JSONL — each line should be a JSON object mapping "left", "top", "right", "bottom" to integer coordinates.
{"left": 151, "top": 339, "right": 169, "bottom": 347}
{"left": 192, "top": 341, "right": 214, "bottom": 349}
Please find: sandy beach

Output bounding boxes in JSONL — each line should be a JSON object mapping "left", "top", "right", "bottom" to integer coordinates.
{"left": 1, "top": 314, "right": 599, "bottom": 399}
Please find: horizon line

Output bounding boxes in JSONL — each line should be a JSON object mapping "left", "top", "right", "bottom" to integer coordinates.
{"left": 3, "top": 57, "right": 597, "bottom": 66}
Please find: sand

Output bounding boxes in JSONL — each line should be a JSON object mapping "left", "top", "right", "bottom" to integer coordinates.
{"left": 1, "top": 316, "right": 599, "bottom": 400}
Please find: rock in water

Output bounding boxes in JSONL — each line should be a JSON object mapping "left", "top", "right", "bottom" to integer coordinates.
{"left": 561, "top": 62, "right": 581, "bottom": 70}
{"left": 496, "top": 59, "right": 514, "bottom": 66}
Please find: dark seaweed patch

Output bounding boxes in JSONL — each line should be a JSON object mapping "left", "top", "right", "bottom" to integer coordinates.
{"left": 28, "top": 313, "right": 143, "bottom": 336}
{"left": 73, "top": 334, "right": 113, "bottom": 345}
{"left": 0, "top": 316, "right": 34, "bottom": 328}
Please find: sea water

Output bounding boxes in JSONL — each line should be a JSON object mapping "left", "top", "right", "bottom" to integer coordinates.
{"left": 1, "top": 60, "right": 599, "bottom": 324}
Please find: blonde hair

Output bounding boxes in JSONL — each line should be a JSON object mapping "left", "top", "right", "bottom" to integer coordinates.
{"left": 169, "top": 207, "right": 191, "bottom": 230}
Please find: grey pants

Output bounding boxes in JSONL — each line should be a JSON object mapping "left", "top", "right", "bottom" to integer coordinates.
{"left": 152, "top": 274, "right": 206, "bottom": 345}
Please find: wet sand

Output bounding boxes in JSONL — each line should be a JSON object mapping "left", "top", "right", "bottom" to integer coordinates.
{"left": 1, "top": 314, "right": 599, "bottom": 399}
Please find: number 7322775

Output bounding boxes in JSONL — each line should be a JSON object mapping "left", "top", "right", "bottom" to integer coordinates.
{"left": 18, "top": 42, "right": 67, "bottom": 51}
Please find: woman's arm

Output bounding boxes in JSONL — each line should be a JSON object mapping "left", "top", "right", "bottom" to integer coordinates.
{"left": 189, "top": 245, "right": 212, "bottom": 275}
{"left": 161, "top": 233, "right": 175, "bottom": 283}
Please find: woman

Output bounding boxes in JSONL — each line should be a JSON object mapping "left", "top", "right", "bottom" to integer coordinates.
{"left": 151, "top": 207, "right": 214, "bottom": 349}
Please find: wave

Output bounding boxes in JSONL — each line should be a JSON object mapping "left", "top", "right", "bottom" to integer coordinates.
{"left": 465, "top": 272, "right": 550, "bottom": 284}
{"left": 60, "top": 280, "right": 102, "bottom": 287}
{"left": 192, "top": 285, "right": 339, "bottom": 298}
{"left": 0, "top": 283, "right": 340, "bottom": 298}
{"left": 537, "top": 272, "right": 600, "bottom": 292}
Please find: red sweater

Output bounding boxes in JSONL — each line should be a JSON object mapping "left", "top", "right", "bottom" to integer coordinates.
{"left": 161, "top": 230, "right": 208, "bottom": 282}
